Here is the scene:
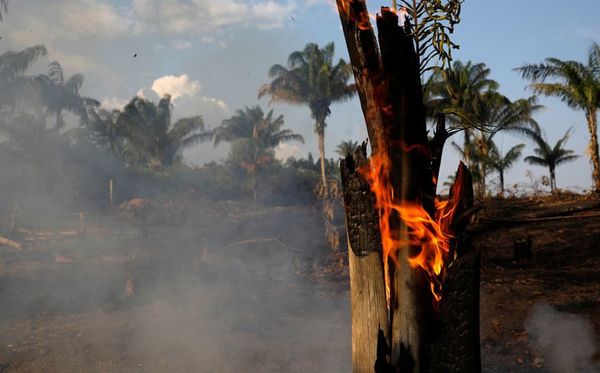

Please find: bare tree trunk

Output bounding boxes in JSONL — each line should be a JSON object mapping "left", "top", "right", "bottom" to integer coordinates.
{"left": 317, "top": 125, "right": 328, "bottom": 194}
{"left": 251, "top": 167, "right": 258, "bottom": 203}
{"left": 463, "top": 129, "right": 473, "bottom": 167}
{"left": 587, "top": 109, "right": 600, "bottom": 192}
{"left": 480, "top": 173, "right": 487, "bottom": 199}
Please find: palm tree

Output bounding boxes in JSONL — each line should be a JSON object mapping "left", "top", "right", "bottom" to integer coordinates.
{"left": 117, "top": 95, "right": 212, "bottom": 168}
{"left": 426, "top": 61, "right": 499, "bottom": 147}
{"left": 38, "top": 61, "right": 99, "bottom": 130}
{"left": 258, "top": 42, "right": 355, "bottom": 193}
{"left": 0, "top": 111, "right": 51, "bottom": 158}
{"left": 86, "top": 106, "right": 123, "bottom": 153}
{"left": 474, "top": 94, "right": 541, "bottom": 136}
{"left": 516, "top": 43, "right": 600, "bottom": 192}
{"left": 524, "top": 128, "right": 579, "bottom": 192}
{"left": 335, "top": 139, "right": 360, "bottom": 157}
{"left": 0, "top": 45, "right": 47, "bottom": 110}
{"left": 451, "top": 139, "right": 486, "bottom": 195}
{"left": 0, "top": 45, "right": 47, "bottom": 83}
{"left": 488, "top": 140, "right": 525, "bottom": 196}
{"left": 448, "top": 93, "right": 540, "bottom": 198}
{"left": 215, "top": 106, "right": 304, "bottom": 201}
{"left": 427, "top": 60, "right": 540, "bottom": 147}
{"left": 475, "top": 94, "right": 541, "bottom": 194}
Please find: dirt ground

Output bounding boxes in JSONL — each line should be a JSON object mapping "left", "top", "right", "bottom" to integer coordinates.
{"left": 0, "top": 194, "right": 599, "bottom": 372}
{"left": 477, "top": 196, "right": 600, "bottom": 372}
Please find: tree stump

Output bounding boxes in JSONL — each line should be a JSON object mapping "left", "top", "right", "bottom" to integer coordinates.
{"left": 513, "top": 236, "right": 533, "bottom": 262}
{"left": 336, "top": 1, "right": 480, "bottom": 371}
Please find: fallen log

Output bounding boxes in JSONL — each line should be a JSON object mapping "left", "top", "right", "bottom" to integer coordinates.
{"left": 0, "top": 235, "right": 22, "bottom": 250}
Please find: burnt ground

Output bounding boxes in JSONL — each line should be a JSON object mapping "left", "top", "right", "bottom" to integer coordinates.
{"left": 0, "top": 194, "right": 599, "bottom": 372}
{"left": 477, "top": 196, "right": 600, "bottom": 372}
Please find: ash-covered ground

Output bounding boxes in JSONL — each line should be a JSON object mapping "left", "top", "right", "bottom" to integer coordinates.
{"left": 0, "top": 197, "right": 350, "bottom": 372}
{"left": 1, "top": 194, "right": 599, "bottom": 372}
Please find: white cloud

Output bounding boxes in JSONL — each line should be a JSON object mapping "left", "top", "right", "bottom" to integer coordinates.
{"left": 58, "top": 0, "right": 130, "bottom": 38}
{"left": 8, "top": 0, "right": 129, "bottom": 45}
{"left": 251, "top": 1, "right": 297, "bottom": 29}
{"left": 6, "top": 0, "right": 303, "bottom": 56}
{"left": 132, "top": 0, "right": 297, "bottom": 35}
{"left": 101, "top": 97, "right": 129, "bottom": 110}
{"left": 49, "top": 50, "right": 98, "bottom": 74}
{"left": 172, "top": 40, "right": 193, "bottom": 49}
{"left": 200, "top": 36, "right": 228, "bottom": 49}
{"left": 201, "top": 97, "right": 229, "bottom": 112}
{"left": 275, "top": 143, "right": 304, "bottom": 160}
{"left": 306, "top": 0, "right": 336, "bottom": 12}
{"left": 151, "top": 74, "right": 202, "bottom": 101}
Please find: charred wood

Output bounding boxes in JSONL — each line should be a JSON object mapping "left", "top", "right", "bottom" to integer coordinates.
{"left": 336, "top": 1, "right": 480, "bottom": 372}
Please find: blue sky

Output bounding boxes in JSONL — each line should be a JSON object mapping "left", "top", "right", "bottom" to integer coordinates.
{"left": 1, "top": 0, "right": 599, "bottom": 192}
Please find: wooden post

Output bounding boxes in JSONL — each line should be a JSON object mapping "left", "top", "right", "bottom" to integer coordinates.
{"left": 336, "top": 1, "right": 480, "bottom": 371}
{"left": 109, "top": 179, "right": 114, "bottom": 206}
{"left": 79, "top": 212, "right": 85, "bottom": 235}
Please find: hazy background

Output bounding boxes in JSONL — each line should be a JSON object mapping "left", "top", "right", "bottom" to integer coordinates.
{"left": 0, "top": 0, "right": 598, "bottom": 191}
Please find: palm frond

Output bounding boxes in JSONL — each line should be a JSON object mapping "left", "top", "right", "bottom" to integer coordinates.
{"left": 169, "top": 116, "right": 206, "bottom": 143}
{"left": 336, "top": 140, "right": 360, "bottom": 157}
{"left": 524, "top": 155, "right": 548, "bottom": 167}
{"left": 275, "top": 132, "right": 304, "bottom": 144}
{"left": 499, "top": 143, "right": 526, "bottom": 169}
{"left": 179, "top": 132, "right": 213, "bottom": 149}
{"left": 515, "top": 61, "right": 560, "bottom": 82}
{"left": 48, "top": 61, "right": 64, "bottom": 85}
{"left": 554, "top": 154, "right": 579, "bottom": 165}
{"left": 554, "top": 126, "right": 574, "bottom": 152}
{"left": 65, "top": 73, "right": 84, "bottom": 93}
{"left": 589, "top": 42, "right": 600, "bottom": 80}
{"left": 0, "top": 45, "right": 48, "bottom": 82}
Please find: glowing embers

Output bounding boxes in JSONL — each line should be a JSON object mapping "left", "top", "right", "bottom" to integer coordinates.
{"left": 359, "top": 152, "right": 462, "bottom": 307}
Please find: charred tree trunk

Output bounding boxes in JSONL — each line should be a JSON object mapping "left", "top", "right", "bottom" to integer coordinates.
{"left": 341, "top": 146, "right": 388, "bottom": 371}
{"left": 337, "top": 1, "right": 480, "bottom": 372}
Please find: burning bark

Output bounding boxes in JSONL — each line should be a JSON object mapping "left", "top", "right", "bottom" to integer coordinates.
{"left": 337, "top": 1, "right": 480, "bottom": 372}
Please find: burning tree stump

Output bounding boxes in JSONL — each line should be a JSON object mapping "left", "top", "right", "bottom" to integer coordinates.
{"left": 337, "top": 1, "right": 480, "bottom": 372}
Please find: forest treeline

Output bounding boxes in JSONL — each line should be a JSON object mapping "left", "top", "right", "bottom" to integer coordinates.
{"left": 1, "top": 41, "right": 599, "bottom": 217}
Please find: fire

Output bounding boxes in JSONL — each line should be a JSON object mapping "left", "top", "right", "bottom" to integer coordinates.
{"left": 339, "top": 1, "right": 397, "bottom": 31}
{"left": 360, "top": 152, "right": 462, "bottom": 307}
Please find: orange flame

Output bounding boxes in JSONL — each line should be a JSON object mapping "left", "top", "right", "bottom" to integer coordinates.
{"left": 360, "top": 152, "right": 462, "bottom": 308}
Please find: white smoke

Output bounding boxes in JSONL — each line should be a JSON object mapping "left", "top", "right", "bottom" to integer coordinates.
{"left": 525, "top": 302, "right": 599, "bottom": 373}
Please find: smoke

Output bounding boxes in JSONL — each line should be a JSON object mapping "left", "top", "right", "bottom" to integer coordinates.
{"left": 525, "top": 302, "right": 599, "bottom": 373}
{"left": 0, "top": 151, "right": 351, "bottom": 371}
